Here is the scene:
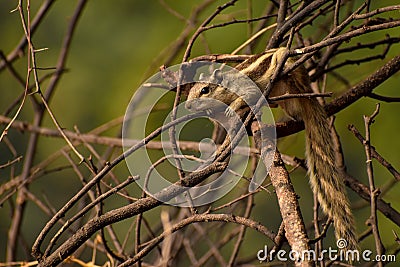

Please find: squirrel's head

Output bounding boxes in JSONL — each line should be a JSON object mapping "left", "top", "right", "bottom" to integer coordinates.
{"left": 185, "top": 69, "right": 238, "bottom": 112}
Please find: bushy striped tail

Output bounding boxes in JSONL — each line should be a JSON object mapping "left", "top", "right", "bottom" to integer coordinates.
{"left": 303, "top": 100, "right": 358, "bottom": 251}
{"left": 238, "top": 47, "right": 358, "bottom": 251}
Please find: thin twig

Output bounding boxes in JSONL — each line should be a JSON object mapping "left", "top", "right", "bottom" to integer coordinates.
{"left": 119, "top": 213, "right": 275, "bottom": 267}
{"left": 227, "top": 189, "right": 254, "bottom": 266}
{"left": 183, "top": 0, "right": 239, "bottom": 61}
{"left": 0, "top": 156, "right": 23, "bottom": 170}
{"left": 348, "top": 125, "right": 400, "bottom": 181}
{"left": 0, "top": 4, "right": 30, "bottom": 144}
{"left": 0, "top": 0, "right": 55, "bottom": 71}
{"left": 269, "top": 92, "right": 332, "bottom": 102}
{"left": 369, "top": 93, "right": 400, "bottom": 103}
{"left": 362, "top": 103, "right": 385, "bottom": 263}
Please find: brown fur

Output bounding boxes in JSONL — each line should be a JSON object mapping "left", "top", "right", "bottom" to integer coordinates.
{"left": 186, "top": 48, "right": 357, "bottom": 250}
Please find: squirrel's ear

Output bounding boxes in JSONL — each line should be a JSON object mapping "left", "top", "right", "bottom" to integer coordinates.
{"left": 210, "top": 69, "right": 223, "bottom": 84}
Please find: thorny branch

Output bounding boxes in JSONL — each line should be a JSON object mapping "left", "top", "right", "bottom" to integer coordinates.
{"left": 362, "top": 104, "right": 385, "bottom": 264}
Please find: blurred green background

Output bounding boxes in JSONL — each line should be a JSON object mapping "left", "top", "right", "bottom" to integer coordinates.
{"left": 0, "top": 0, "right": 399, "bottom": 265}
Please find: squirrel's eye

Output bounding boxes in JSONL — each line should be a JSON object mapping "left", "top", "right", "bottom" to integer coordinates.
{"left": 200, "top": 86, "right": 210, "bottom": 95}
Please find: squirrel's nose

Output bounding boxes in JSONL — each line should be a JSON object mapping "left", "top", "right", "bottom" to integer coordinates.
{"left": 185, "top": 101, "right": 192, "bottom": 110}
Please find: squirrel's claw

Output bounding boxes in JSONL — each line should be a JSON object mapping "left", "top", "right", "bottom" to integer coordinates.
{"left": 224, "top": 107, "right": 236, "bottom": 117}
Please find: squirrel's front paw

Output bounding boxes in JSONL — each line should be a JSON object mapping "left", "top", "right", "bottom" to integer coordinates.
{"left": 224, "top": 107, "right": 236, "bottom": 117}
